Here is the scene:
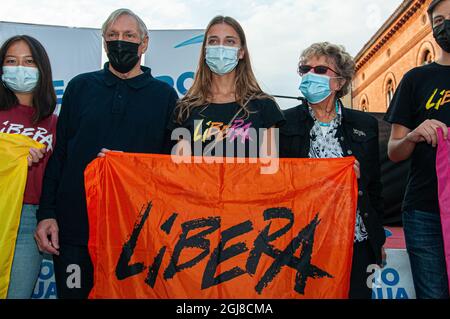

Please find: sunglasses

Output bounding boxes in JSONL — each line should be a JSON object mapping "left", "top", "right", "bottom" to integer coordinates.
{"left": 298, "top": 65, "right": 341, "bottom": 76}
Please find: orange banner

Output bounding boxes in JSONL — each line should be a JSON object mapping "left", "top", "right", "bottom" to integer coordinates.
{"left": 85, "top": 153, "right": 357, "bottom": 299}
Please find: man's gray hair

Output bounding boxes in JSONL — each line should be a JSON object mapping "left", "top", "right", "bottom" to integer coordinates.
{"left": 102, "top": 8, "right": 148, "bottom": 41}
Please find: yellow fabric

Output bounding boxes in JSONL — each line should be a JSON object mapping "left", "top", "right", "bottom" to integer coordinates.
{"left": 0, "top": 133, "right": 44, "bottom": 299}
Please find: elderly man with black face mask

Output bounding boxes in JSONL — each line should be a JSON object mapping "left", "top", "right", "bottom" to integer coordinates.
{"left": 34, "top": 8, "right": 178, "bottom": 299}
{"left": 385, "top": 0, "right": 450, "bottom": 299}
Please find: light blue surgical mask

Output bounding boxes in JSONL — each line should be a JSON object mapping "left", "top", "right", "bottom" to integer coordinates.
{"left": 299, "top": 73, "right": 333, "bottom": 104}
{"left": 205, "top": 45, "right": 240, "bottom": 75}
{"left": 2, "top": 66, "right": 40, "bottom": 93}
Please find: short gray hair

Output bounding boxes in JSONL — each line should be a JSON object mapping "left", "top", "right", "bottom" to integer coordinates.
{"left": 299, "top": 42, "right": 355, "bottom": 99}
{"left": 102, "top": 8, "right": 148, "bottom": 41}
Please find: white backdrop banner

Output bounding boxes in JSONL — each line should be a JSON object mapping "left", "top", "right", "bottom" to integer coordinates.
{"left": 145, "top": 29, "right": 204, "bottom": 96}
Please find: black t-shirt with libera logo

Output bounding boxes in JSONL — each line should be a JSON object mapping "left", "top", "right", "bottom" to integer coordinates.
{"left": 169, "top": 98, "right": 285, "bottom": 158}
{"left": 385, "top": 62, "right": 450, "bottom": 214}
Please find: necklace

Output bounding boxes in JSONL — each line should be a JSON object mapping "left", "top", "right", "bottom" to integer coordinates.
{"left": 317, "top": 100, "right": 339, "bottom": 127}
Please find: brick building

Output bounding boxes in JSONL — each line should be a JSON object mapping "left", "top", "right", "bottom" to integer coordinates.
{"left": 352, "top": 0, "right": 436, "bottom": 112}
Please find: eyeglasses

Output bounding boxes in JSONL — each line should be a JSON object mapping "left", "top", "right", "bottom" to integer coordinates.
{"left": 298, "top": 65, "right": 341, "bottom": 76}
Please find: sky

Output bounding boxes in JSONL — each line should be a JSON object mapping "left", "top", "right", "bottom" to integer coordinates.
{"left": 0, "top": 0, "right": 404, "bottom": 108}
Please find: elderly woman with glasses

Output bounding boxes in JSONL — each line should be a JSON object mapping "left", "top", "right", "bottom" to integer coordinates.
{"left": 279, "top": 42, "right": 386, "bottom": 299}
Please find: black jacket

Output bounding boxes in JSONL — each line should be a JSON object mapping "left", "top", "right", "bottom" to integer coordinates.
{"left": 279, "top": 100, "right": 386, "bottom": 264}
{"left": 38, "top": 63, "right": 178, "bottom": 246}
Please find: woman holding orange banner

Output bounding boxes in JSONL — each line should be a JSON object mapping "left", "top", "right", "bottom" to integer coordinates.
{"left": 168, "top": 15, "right": 285, "bottom": 163}
{"left": 0, "top": 35, "right": 57, "bottom": 298}
{"left": 279, "top": 42, "right": 386, "bottom": 299}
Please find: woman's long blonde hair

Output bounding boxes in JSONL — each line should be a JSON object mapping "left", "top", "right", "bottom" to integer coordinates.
{"left": 175, "top": 15, "right": 272, "bottom": 124}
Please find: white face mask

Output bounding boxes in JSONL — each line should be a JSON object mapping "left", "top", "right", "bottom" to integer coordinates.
{"left": 2, "top": 66, "right": 40, "bottom": 93}
{"left": 205, "top": 45, "right": 240, "bottom": 75}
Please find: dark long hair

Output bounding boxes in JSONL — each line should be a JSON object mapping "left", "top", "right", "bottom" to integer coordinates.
{"left": 0, "top": 35, "right": 56, "bottom": 124}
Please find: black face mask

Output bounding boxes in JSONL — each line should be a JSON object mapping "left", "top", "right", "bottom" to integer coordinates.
{"left": 106, "top": 40, "right": 141, "bottom": 74}
{"left": 433, "top": 19, "right": 450, "bottom": 53}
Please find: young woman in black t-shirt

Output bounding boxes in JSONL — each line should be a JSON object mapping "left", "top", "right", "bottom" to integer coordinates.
{"left": 169, "top": 16, "right": 285, "bottom": 162}
{"left": 385, "top": 0, "right": 450, "bottom": 299}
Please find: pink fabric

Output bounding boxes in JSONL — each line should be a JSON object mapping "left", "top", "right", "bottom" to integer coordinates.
{"left": 436, "top": 128, "right": 450, "bottom": 290}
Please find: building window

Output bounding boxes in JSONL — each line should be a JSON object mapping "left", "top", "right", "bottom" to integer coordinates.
{"left": 387, "top": 48, "right": 391, "bottom": 58}
{"left": 422, "top": 49, "right": 433, "bottom": 65}
{"left": 362, "top": 73, "right": 365, "bottom": 81}
{"left": 422, "top": 14, "right": 428, "bottom": 25}
{"left": 361, "top": 98, "right": 368, "bottom": 112}
{"left": 386, "top": 79, "right": 395, "bottom": 108}
{"left": 416, "top": 42, "right": 436, "bottom": 66}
